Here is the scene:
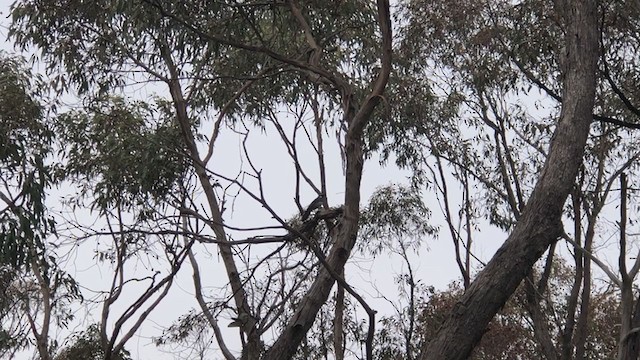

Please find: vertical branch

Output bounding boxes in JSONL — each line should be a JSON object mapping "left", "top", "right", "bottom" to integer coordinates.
{"left": 575, "top": 130, "right": 610, "bottom": 359}
{"left": 574, "top": 206, "right": 594, "bottom": 360}
{"left": 620, "top": 173, "right": 629, "bottom": 282}
{"left": 431, "top": 154, "right": 470, "bottom": 287}
{"left": 617, "top": 173, "right": 637, "bottom": 360}
{"left": 100, "top": 209, "right": 126, "bottom": 358}
{"left": 478, "top": 93, "right": 520, "bottom": 219}
{"left": 493, "top": 129, "right": 521, "bottom": 219}
{"left": 27, "top": 256, "right": 52, "bottom": 360}
{"left": 523, "top": 249, "right": 558, "bottom": 360}
{"left": 491, "top": 96, "right": 525, "bottom": 210}
{"left": 398, "top": 241, "right": 417, "bottom": 359}
{"left": 311, "top": 86, "right": 329, "bottom": 209}
{"left": 562, "top": 189, "right": 583, "bottom": 360}
{"left": 462, "top": 165, "right": 473, "bottom": 287}
{"left": 160, "top": 42, "right": 262, "bottom": 358}
{"left": 333, "top": 268, "right": 345, "bottom": 360}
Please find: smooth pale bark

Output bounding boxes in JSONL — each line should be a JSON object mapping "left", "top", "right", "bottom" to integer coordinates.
{"left": 160, "top": 46, "right": 263, "bottom": 358}
{"left": 29, "top": 258, "right": 52, "bottom": 360}
{"left": 419, "top": 1, "right": 598, "bottom": 359}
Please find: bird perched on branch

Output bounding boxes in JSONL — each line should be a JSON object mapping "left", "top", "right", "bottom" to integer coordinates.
{"left": 301, "top": 195, "right": 325, "bottom": 221}
{"left": 228, "top": 312, "right": 253, "bottom": 328}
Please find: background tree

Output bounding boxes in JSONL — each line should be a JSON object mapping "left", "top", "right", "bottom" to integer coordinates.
{"left": 0, "top": 52, "right": 81, "bottom": 360}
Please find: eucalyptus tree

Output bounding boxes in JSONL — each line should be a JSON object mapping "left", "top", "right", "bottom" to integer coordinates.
{"left": 0, "top": 53, "right": 52, "bottom": 268}
{"left": 0, "top": 52, "right": 51, "bottom": 358}
{"left": 0, "top": 53, "right": 82, "bottom": 360}
{"left": 389, "top": 0, "right": 600, "bottom": 358}
{"left": 391, "top": 0, "right": 640, "bottom": 358}
{"left": 9, "top": 1, "right": 392, "bottom": 359}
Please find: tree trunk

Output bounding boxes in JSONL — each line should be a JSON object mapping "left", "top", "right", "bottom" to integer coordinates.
{"left": 165, "top": 76, "right": 262, "bottom": 358}
{"left": 620, "top": 292, "right": 640, "bottom": 360}
{"left": 574, "top": 217, "right": 594, "bottom": 360}
{"left": 419, "top": 1, "right": 598, "bottom": 359}
{"left": 524, "top": 269, "right": 558, "bottom": 360}
{"left": 261, "top": 1, "right": 392, "bottom": 359}
{"left": 618, "top": 174, "right": 640, "bottom": 360}
{"left": 561, "top": 191, "right": 583, "bottom": 360}
{"left": 334, "top": 269, "right": 345, "bottom": 360}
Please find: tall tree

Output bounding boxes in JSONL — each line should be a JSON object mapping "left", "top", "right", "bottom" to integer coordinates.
{"left": 9, "top": 1, "right": 392, "bottom": 359}
{"left": 419, "top": 0, "right": 599, "bottom": 358}
{"left": 0, "top": 53, "right": 82, "bottom": 360}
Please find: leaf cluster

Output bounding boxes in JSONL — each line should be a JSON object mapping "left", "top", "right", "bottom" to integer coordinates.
{"left": 54, "top": 324, "right": 132, "bottom": 360}
{"left": 359, "top": 184, "right": 437, "bottom": 256}
{"left": 0, "top": 53, "right": 55, "bottom": 268}
{"left": 55, "top": 97, "right": 189, "bottom": 211}
{"left": 9, "top": 0, "right": 383, "bottom": 125}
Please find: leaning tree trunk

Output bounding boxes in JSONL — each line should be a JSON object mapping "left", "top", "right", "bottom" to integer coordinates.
{"left": 261, "top": 1, "right": 392, "bottom": 359}
{"left": 419, "top": 1, "right": 599, "bottom": 359}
